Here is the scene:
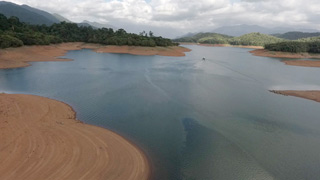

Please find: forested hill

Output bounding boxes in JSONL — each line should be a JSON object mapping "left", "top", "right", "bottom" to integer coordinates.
{"left": 174, "top": 32, "right": 284, "bottom": 46}
{"left": 273, "top": 31, "right": 320, "bottom": 40}
{"left": 0, "top": 14, "right": 178, "bottom": 49}
{"left": 229, "top": 33, "right": 283, "bottom": 46}
{"left": 174, "top": 32, "right": 232, "bottom": 44}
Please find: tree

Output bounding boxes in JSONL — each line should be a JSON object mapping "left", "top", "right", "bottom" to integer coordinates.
{"left": 0, "top": 13, "right": 178, "bottom": 49}
{"left": 149, "top": 31, "right": 154, "bottom": 37}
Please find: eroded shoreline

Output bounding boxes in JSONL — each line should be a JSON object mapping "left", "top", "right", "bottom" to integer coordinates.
{"left": 250, "top": 49, "right": 320, "bottom": 68}
{"left": 0, "top": 43, "right": 191, "bottom": 69}
{"left": 0, "top": 93, "right": 150, "bottom": 180}
{"left": 270, "top": 90, "right": 320, "bottom": 103}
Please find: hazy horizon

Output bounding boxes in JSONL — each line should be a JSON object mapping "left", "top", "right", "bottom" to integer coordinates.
{"left": 4, "top": 0, "right": 320, "bottom": 38}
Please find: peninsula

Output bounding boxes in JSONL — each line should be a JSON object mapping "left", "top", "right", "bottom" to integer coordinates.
{"left": 0, "top": 93, "right": 150, "bottom": 180}
{"left": 250, "top": 49, "right": 320, "bottom": 67}
{"left": 270, "top": 90, "right": 320, "bottom": 103}
{"left": 0, "top": 42, "right": 191, "bottom": 69}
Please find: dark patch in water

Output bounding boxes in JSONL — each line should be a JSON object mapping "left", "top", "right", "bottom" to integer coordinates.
{"left": 181, "top": 118, "right": 272, "bottom": 180}
{"left": 242, "top": 115, "right": 320, "bottom": 136}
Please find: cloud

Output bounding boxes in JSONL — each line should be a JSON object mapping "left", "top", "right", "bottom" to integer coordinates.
{"left": 6, "top": 0, "right": 320, "bottom": 38}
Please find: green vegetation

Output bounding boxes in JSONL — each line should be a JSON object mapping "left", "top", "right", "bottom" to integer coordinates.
{"left": 175, "top": 32, "right": 284, "bottom": 46}
{"left": 273, "top": 31, "right": 320, "bottom": 40}
{"left": 0, "top": 13, "right": 178, "bottom": 49}
{"left": 265, "top": 33, "right": 320, "bottom": 53}
{"left": 229, "top": 33, "right": 283, "bottom": 46}
{"left": 174, "top": 32, "right": 232, "bottom": 44}
{"left": 296, "top": 36, "right": 320, "bottom": 42}
{"left": 265, "top": 41, "right": 320, "bottom": 53}
{"left": 175, "top": 31, "right": 320, "bottom": 53}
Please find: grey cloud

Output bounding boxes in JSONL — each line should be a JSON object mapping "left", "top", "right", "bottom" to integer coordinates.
{"left": 7, "top": 0, "right": 320, "bottom": 38}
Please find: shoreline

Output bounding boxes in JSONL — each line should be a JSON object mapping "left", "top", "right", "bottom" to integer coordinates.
{"left": 0, "top": 93, "right": 150, "bottom": 180}
{"left": 0, "top": 42, "right": 191, "bottom": 69}
{"left": 250, "top": 49, "right": 320, "bottom": 67}
{"left": 270, "top": 90, "right": 320, "bottom": 103}
{"left": 179, "top": 42, "right": 264, "bottom": 49}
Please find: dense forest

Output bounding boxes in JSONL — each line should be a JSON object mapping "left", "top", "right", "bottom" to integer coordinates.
{"left": 0, "top": 13, "right": 178, "bottom": 49}
{"left": 264, "top": 33, "right": 320, "bottom": 53}
{"left": 265, "top": 41, "right": 320, "bottom": 53}
{"left": 229, "top": 33, "right": 283, "bottom": 46}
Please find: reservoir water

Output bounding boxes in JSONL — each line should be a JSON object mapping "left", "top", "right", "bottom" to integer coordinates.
{"left": 1, "top": 45, "right": 320, "bottom": 180}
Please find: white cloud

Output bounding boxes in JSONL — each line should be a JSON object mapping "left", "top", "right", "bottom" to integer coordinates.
{"left": 6, "top": 0, "right": 320, "bottom": 38}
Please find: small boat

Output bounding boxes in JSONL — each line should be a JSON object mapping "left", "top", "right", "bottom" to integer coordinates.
{"left": 202, "top": 57, "right": 205, "bottom": 60}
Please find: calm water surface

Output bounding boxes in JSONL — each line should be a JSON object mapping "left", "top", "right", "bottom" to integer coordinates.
{"left": 1, "top": 45, "right": 320, "bottom": 180}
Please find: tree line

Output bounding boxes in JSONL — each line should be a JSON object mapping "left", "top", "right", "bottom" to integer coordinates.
{"left": 0, "top": 14, "right": 178, "bottom": 49}
{"left": 265, "top": 41, "right": 320, "bottom": 53}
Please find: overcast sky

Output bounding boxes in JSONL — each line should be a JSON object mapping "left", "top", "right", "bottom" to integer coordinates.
{"left": 8, "top": 0, "right": 320, "bottom": 38}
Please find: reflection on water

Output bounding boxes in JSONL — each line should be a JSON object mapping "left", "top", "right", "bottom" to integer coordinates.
{"left": 1, "top": 46, "right": 320, "bottom": 180}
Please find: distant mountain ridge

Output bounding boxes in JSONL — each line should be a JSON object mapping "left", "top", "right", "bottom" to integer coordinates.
{"left": 52, "top": 13, "right": 71, "bottom": 22}
{"left": 82, "top": 20, "right": 118, "bottom": 30}
{"left": 20, "top": 4, "right": 60, "bottom": 24}
{"left": 273, "top": 31, "right": 320, "bottom": 40}
{"left": 0, "top": 1, "right": 59, "bottom": 25}
{"left": 212, "top": 24, "right": 319, "bottom": 37}
{"left": 0, "top": 1, "right": 117, "bottom": 29}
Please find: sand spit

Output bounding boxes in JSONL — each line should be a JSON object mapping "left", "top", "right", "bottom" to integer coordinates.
{"left": 282, "top": 60, "right": 320, "bottom": 67}
{"left": 0, "top": 94, "right": 150, "bottom": 180}
{"left": 270, "top": 90, "right": 320, "bottom": 103}
{"left": 0, "top": 43, "right": 191, "bottom": 69}
{"left": 250, "top": 49, "right": 320, "bottom": 67}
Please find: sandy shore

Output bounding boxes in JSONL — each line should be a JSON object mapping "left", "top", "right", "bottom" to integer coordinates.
{"left": 0, "top": 93, "right": 150, "bottom": 180}
{"left": 270, "top": 90, "right": 320, "bottom": 103}
{"left": 250, "top": 49, "right": 320, "bottom": 67}
{"left": 95, "top": 45, "right": 191, "bottom": 57}
{"left": 0, "top": 43, "right": 191, "bottom": 69}
{"left": 200, "top": 44, "right": 263, "bottom": 49}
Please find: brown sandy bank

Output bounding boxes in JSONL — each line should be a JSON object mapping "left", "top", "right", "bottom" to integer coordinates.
{"left": 0, "top": 43, "right": 191, "bottom": 69}
{"left": 250, "top": 49, "right": 320, "bottom": 67}
{"left": 270, "top": 90, "right": 320, "bottom": 103}
{"left": 0, "top": 93, "right": 150, "bottom": 180}
{"left": 94, "top": 45, "right": 191, "bottom": 57}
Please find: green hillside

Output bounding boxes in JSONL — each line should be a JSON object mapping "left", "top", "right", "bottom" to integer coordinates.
{"left": 174, "top": 32, "right": 232, "bottom": 44}
{"left": 296, "top": 36, "right": 320, "bottom": 42}
{"left": 273, "top": 31, "right": 320, "bottom": 40}
{"left": 175, "top": 32, "right": 284, "bottom": 46}
{"left": 265, "top": 41, "right": 320, "bottom": 53}
{"left": 265, "top": 35, "right": 320, "bottom": 53}
{"left": 229, "top": 33, "right": 284, "bottom": 46}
